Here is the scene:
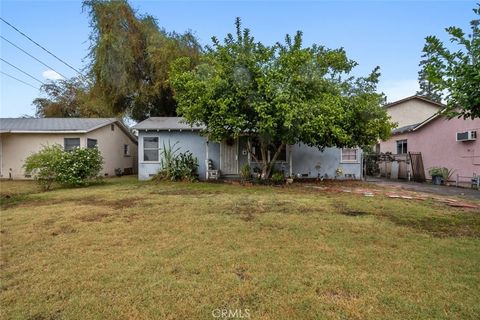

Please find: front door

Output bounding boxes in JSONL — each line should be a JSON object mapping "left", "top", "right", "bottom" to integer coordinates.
{"left": 220, "top": 138, "right": 238, "bottom": 174}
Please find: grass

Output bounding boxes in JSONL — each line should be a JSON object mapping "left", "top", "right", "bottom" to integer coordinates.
{"left": 1, "top": 177, "right": 479, "bottom": 319}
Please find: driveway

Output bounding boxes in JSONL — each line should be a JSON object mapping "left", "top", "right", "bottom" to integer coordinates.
{"left": 366, "top": 177, "right": 480, "bottom": 201}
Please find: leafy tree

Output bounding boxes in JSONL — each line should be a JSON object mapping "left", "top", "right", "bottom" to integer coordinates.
{"left": 420, "top": 4, "right": 480, "bottom": 119}
{"left": 171, "top": 18, "right": 393, "bottom": 179}
{"left": 416, "top": 53, "right": 443, "bottom": 103}
{"left": 83, "top": 0, "right": 201, "bottom": 121}
{"left": 33, "top": 77, "right": 98, "bottom": 118}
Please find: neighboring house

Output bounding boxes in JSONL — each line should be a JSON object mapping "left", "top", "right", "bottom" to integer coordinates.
{"left": 383, "top": 95, "right": 444, "bottom": 129}
{"left": 380, "top": 113, "right": 480, "bottom": 181}
{"left": 132, "top": 117, "right": 362, "bottom": 181}
{"left": 0, "top": 118, "right": 138, "bottom": 180}
{"left": 378, "top": 96, "right": 480, "bottom": 182}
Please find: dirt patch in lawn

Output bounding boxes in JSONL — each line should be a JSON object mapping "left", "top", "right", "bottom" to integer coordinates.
{"left": 150, "top": 189, "right": 222, "bottom": 196}
{"left": 224, "top": 199, "right": 316, "bottom": 221}
{"left": 72, "top": 197, "right": 141, "bottom": 210}
{"left": 50, "top": 225, "right": 77, "bottom": 236}
{"left": 387, "top": 214, "right": 480, "bottom": 238}
{"left": 78, "top": 212, "right": 112, "bottom": 222}
{"left": 334, "top": 203, "right": 369, "bottom": 217}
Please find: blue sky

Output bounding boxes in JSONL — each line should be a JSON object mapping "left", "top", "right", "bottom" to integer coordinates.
{"left": 0, "top": 0, "right": 476, "bottom": 118}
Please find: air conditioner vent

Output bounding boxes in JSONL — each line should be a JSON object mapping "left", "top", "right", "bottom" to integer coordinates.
{"left": 456, "top": 130, "right": 477, "bottom": 141}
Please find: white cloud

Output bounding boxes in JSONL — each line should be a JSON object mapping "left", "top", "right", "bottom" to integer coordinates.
{"left": 42, "top": 69, "right": 64, "bottom": 81}
{"left": 378, "top": 79, "right": 419, "bottom": 103}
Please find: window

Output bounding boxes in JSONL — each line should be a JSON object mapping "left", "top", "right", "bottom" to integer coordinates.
{"left": 143, "top": 137, "right": 159, "bottom": 161}
{"left": 111, "top": 124, "right": 115, "bottom": 131}
{"left": 64, "top": 138, "right": 80, "bottom": 151}
{"left": 250, "top": 139, "right": 287, "bottom": 162}
{"left": 87, "top": 139, "right": 98, "bottom": 148}
{"left": 396, "top": 140, "right": 408, "bottom": 154}
{"left": 124, "top": 144, "right": 130, "bottom": 156}
{"left": 341, "top": 148, "right": 358, "bottom": 162}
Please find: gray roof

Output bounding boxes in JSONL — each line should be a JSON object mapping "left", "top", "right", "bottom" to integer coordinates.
{"left": 0, "top": 118, "right": 117, "bottom": 132}
{"left": 132, "top": 117, "right": 204, "bottom": 131}
{"left": 0, "top": 118, "right": 137, "bottom": 143}
{"left": 392, "top": 123, "right": 419, "bottom": 135}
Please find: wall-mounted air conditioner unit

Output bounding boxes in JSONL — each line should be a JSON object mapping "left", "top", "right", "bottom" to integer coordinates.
{"left": 456, "top": 130, "right": 477, "bottom": 141}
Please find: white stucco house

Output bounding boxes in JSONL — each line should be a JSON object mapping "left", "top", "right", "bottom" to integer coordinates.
{"left": 0, "top": 118, "right": 138, "bottom": 180}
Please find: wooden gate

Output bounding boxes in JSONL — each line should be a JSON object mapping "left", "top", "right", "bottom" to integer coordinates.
{"left": 408, "top": 152, "right": 426, "bottom": 182}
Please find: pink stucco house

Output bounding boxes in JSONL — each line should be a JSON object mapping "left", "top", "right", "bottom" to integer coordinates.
{"left": 380, "top": 112, "right": 480, "bottom": 182}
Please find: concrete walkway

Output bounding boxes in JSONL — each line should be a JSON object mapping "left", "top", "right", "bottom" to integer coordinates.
{"left": 366, "top": 177, "right": 480, "bottom": 201}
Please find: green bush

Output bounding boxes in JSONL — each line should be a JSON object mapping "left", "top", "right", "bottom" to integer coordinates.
{"left": 240, "top": 164, "right": 251, "bottom": 182}
{"left": 154, "top": 141, "right": 198, "bottom": 182}
{"left": 271, "top": 171, "right": 285, "bottom": 185}
{"left": 428, "top": 167, "right": 455, "bottom": 181}
{"left": 56, "top": 147, "right": 104, "bottom": 186}
{"left": 23, "top": 144, "right": 64, "bottom": 190}
{"left": 23, "top": 144, "right": 104, "bottom": 190}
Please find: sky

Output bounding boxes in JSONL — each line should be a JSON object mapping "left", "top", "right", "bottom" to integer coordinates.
{"left": 0, "top": 0, "right": 477, "bottom": 119}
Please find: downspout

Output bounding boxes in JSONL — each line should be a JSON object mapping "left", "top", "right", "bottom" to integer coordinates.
{"left": 205, "top": 140, "right": 209, "bottom": 180}
{"left": 289, "top": 145, "right": 293, "bottom": 177}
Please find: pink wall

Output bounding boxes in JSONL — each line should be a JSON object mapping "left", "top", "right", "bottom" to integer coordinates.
{"left": 380, "top": 117, "right": 480, "bottom": 180}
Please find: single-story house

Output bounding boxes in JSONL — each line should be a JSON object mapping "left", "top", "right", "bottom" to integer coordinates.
{"left": 0, "top": 118, "right": 138, "bottom": 180}
{"left": 379, "top": 112, "right": 480, "bottom": 181}
{"left": 132, "top": 117, "right": 363, "bottom": 181}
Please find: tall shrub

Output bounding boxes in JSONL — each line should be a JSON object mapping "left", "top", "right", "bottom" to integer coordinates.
{"left": 23, "top": 145, "right": 64, "bottom": 190}
{"left": 23, "top": 144, "right": 104, "bottom": 189}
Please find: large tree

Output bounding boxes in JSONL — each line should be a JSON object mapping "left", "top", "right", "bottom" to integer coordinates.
{"left": 171, "top": 19, "right": 393, "bottom": 178}
{"left": 420, "top": 4, "right": 480, "bottom": 119}
{"left": 33, "top": 77, "right": 98, "bottom": 117}
{"left": 83, "top": 0, "right": 201, "bottom": 121}
{"left": 416, "top": 52, "right": 443, "bottom": 103}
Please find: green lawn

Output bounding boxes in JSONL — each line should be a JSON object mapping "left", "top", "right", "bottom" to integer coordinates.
{"left": 1, "top": 177, "right": 479, "bottom": 319}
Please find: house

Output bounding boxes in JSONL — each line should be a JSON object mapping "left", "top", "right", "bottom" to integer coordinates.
{"left": 0, "top": 118, "right": 137, "bottom": 180}
{"left": 378, "top": 96, "right": 480, "bottom": 182}
{"left": 383, "top": 95, "right": 444, "bottom": 129}
{"left": 132, "top": 117, "right": 362, "bottom": 181}
{"left": 380, "top": 112, "right": 480, "bottom": 182}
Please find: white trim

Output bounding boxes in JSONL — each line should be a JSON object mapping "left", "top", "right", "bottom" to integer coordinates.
{"left": 340, "top": 148, "right": 360, "bottom": 164}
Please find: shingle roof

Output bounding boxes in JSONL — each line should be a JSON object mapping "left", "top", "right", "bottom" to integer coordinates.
{"left": 0, "top": 118, "right": 117, "bottom": 132}
{"left": 132, "top": 117, "right": 204, "bottom": 131}
{"left": 391, "top": 123, "right": 419, "bottom": 135}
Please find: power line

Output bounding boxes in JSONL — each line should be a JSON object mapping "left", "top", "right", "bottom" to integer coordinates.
{"left": 0, "top": 71, "right": 40, "bottom": 90}
{"left": 0, "top": 17, "right": 85, "bottom": 77}
{"left": 0, "top": 58, "right": 45, "bottom": 85}
{"left": 0, "top": 35, "right": 68, "bottom": 79}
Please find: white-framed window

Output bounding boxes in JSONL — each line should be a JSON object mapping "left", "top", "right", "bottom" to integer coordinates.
{"left": 64, "top": 138, "right": 80, "bottom": 151}
{"left": 87, "top": 138, "right": 98, "bottom": 148}
{"left": 143, "top": 137, "right": 159, "bottom": 162}
{"left": 341, "top": 148, "right": 358, "bottom": 162}
{"left": 124, "top": 144, "right": 130, "bottom": 157}
{"left": 396, "top": 139, "right": 408, "bottom": 154}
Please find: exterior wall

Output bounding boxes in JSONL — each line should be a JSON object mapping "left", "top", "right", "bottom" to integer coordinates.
{"left": 290, "top": 144, "right": 362, "bottom": 179}
{"left": 86, "top": 123, "right": 138, "bottom": 176}
{"left": 0, "top": 123, "right": 137, "bottom": 180}
{"left": 379, "top": 117, "right": 480, "bottom": 179}
{"left": 137, "top": 130, "right": 211, "bottom": 180}
{"left": 386, "top": 99, "right": 442, "bottom": 128}
{"left": 137, "top": 131, "right": 362, "bottom": 180}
